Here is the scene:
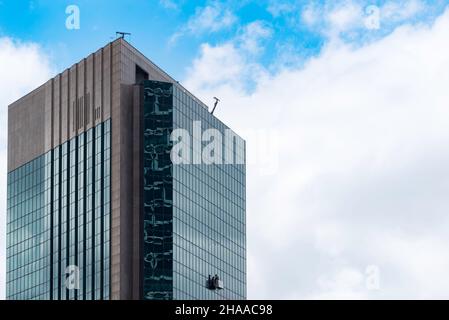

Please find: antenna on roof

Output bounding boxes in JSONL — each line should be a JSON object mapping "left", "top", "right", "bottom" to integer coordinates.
{"left": 116, "top": 31, "right": 131, "bottom": 40}
{"left": 211, "top": 97, "right": 220, "bottom": 115}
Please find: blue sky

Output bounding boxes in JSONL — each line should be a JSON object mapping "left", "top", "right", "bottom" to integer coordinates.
{"left": 0, "top": 0, "right": 284, "bottom": 78}
{"left": 0, "top": 0, "right": 323, "bottom": 79}
{"left": 3, "top": 0, "right": 449, "bottom": 300}
{"left": 0, "top": 0, "right": 446, "bottom": 80}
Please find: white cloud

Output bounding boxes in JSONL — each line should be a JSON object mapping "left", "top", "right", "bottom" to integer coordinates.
{"left": 299, "top": 0, "right": 436, "bottom": 40}
{"left": 238, "top": 21, "right": 273, "bottom": 55}
{"left": 186, "top": 43, "right": 244, "bottom": 91}
{"left": 184, "top": 21, "right": 272, "bottom": 92}
{"left": 183, "top": 8, "right": 449, "bottom": 299}
{"left": 267, "top": 2, "right": 295, "bottom": 17}
{"left": 314, "top": 267, "right": 366, "bottom": 299}
{"left": 381, "top": 0, "right": 425, "bottom": 22}
{"left": 301, "top": 5, "right": 320, "bottom": 27}
{"left": 300, "top": 1, "right": 365, "bottom": 36}
{"left": 0, "top": 38, "right": 53, "bottom": 140}
{"left": 0, "top": 37, "right": 53, "bottom": 300}
{"left": 170, "top": 3, "right": 237, "bottom": 44}
{"left": 159, "top": 0, "right": 178, "bottom": 10}
{"left": 327, "top": 2, "right": 363, "bottom": 32}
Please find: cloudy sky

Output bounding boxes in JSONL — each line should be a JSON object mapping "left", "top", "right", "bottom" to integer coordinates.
{"left": 2, "top": 0, "right": 449, "bottom": 299}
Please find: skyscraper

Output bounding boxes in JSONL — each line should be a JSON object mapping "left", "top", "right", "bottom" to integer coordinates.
{"left": 6, "top": 39, "right": 246, "bottom": 300}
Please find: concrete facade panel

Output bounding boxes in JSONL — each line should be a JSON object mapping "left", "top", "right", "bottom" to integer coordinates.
{"left": 7, "top": 85, "right": 46, "bottom": 171}
{"left": 69, "top": 65, "right": 77, "bottom": 139}
{"left": 86, "top": 54, "right": 94, "bottom": 130}
{"left": 60, "top": 70, "right": 69, "bottom": 144}
{"left": 53, "top": 74, "right": 61, "bottom": 147}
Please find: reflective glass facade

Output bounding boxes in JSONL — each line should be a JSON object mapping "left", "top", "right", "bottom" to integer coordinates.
{"left": 6, "top": 154, "right": 51, "bottom": 299}
{"left": 142, "top": 80, "right": 246, "bottom": 300}
{"left": 7, "top": 78, "right": 245, "bottom": 301}
{"left": 142, "top": 81, "right": 174, "bottom": 300}
{"left": 7, "top": 120, "right": 111, "bottom": 300}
